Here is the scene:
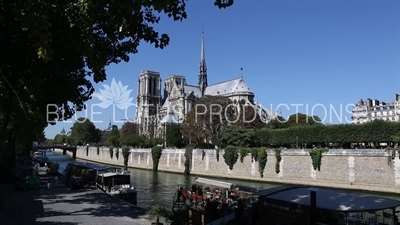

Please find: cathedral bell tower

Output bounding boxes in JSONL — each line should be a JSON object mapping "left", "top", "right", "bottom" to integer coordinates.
{"left": 198, "top": 28, "right": 208, "bottom": 96}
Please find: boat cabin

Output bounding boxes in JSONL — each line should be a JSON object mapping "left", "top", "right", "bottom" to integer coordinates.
{"left": 254, "top": 186, "right": 400, "bottom": 225}
{"left": 64, "top": 162, "right": 121, "bottom": 186}
{"left": 96, "top": 172, "right": 131, "bottom": 192}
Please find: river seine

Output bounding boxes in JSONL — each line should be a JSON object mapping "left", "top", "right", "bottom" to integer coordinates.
{"left": 46, "top": 151, "right": 400, "bottom": 210}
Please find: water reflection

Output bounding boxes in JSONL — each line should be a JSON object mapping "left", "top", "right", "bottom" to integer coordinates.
{"left": 45, "top": 151, "right": 400, "bottom": 210}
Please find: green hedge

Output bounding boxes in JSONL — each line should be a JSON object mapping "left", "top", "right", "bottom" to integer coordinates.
{"left": 255, "top": 120, "right": 400, "bottom": 147}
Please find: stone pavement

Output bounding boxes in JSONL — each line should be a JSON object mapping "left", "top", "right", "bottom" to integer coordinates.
{"left": 0, "top": 167, "right": 166, "bottom": 225}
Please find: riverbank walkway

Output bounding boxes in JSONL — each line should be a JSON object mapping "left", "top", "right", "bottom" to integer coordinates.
{"left": 0, "top": 167, "right": 163, "bottom": 225}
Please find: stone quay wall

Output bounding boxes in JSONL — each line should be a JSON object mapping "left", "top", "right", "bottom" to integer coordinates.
{"left": 71, "top": 147, "right": 400, "bottom": 194}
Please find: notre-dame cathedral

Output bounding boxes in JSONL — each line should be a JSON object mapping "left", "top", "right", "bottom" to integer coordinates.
{"left": 134, "top": 31, "right": 276, "bottom": 137}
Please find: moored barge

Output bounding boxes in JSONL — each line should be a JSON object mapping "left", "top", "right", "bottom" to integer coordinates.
{"left": 63, "top": 162, "right": 137, "bottom": 205}
{"left": 172, "top": 177, "right": 400, "bottom": 225}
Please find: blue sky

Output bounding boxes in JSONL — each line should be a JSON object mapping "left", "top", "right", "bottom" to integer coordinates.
{"left": 45, "top": 0, "right": 400, "bottom": 138}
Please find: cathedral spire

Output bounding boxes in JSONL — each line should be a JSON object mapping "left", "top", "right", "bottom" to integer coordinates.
{"left": 198, "top": 27, "right": 207, "bottom": 95}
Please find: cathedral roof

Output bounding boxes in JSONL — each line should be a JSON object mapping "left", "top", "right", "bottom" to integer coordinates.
{"left": 204, "top": 77, "right": 253, "bottom": 96}
{"left": 180, "top": 78, "right": 254, "bottom": 99}
{"left": 183, "top": 85, "right": 202, "bottom": 98}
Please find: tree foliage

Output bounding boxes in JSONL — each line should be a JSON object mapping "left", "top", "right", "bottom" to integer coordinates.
{"left": 219, "top": 126, "right": 257, "bottom": 148}
{"left": 166, "top": 124, "right": 184, "bottom": 148}
{"left": 151, "top": 146, "right": 163, "bottom": 171}
{"left": 181, "top": 96, "right": 235, "bottom": 145}
{"left": 229, "top": 120, "right": 400, "bottom": 148}
{"left": 53, "top": 134, "right": 68, "bottom": 145}
{"left": 0, "top": 0, "right": 233, "bottom": 181}
{"left": 285, "top": 113, "right": 322, "bottom": 127}
{"left": 70, "top": 118, "right": 101, "bottom": 145}
{"left": 120, "top": 122, "right": 139, "bottom": 139}
{"left": 223, "top": 146, "right": 239, "bottom": 170}
{"left": 267, "top": 116, "right": 288, "bottom": 129}
{"left": 122, "top": 146, "right": 131, "bottom": 168}
{"left": 233, "top": 105, "right": 267, "bottom": 130}
{"left": 121, "top": 134, "right": 146, "bottom": 147}
{"left": 107, "top": 129, "right": 120, "bottom": 147}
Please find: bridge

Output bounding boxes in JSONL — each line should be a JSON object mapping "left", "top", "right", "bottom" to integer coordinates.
{"left": 37, "top": 145, "right": 77, "bottom": 159}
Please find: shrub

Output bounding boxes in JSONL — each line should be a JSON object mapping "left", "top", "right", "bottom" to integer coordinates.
{"left": 151, "top": 146, "right": 163, "bottom": 171}
{"left": 274, "top": 148, "right": 282, "bottom": 174}
{"left": 239, "top": 147, "right": 249, "bottom": 163}
{"left": 258, "top": 148, "right": 267, "bottom": 177}
{"left": 223, "top": 146, "right": 239, "bottom": 170}
{"left": 115, "top": 148, "right": 119, "bottom": 160}
{"left": 309, "top": 148, "right": 327, "bottom": 171}
{"left": 109, "top": 147, "right": 114, "bottom": 159}
{"left": 184, "top": 147, "right": 193, "bottom": 175}
{"left": 122, "top": 146, "right": 131, "bottom": 168}
{"left": 250, "top": 148, "right": 259, "bottom": 162}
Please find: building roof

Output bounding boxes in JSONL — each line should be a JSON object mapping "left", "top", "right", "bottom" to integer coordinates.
{"left": 68, "top": 162, "right": 120, "bottom": 171}
{"left": 255, "top": 186, "right": 400, "bottom": 212}
{"left": 184, "top": 85, "right": 202, "bottom": 98}
{"left": 204, "top": 77, "right": 253, "bottom": 96}
{"left": 99, "top": 172, "right": 124, "bottom": 178}
{"left": 181, "top": 78, "right": 254, "bottom": 99}
{"left": 195, "top": 177, "right": 262, "bottom": 193}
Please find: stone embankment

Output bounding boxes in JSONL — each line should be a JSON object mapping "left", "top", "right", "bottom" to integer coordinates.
{"left": 67, "top": 147, "right": 400, "bottom": 194}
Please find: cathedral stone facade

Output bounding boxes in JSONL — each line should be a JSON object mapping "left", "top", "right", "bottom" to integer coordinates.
{"left": 134, "top": 32, "right": 275, "bottom": 137}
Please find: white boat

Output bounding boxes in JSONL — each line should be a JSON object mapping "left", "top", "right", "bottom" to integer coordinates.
{"left": 96, "top": 171, "right": 137, "bottom": 205}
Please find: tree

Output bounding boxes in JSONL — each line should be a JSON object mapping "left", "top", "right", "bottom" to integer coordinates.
{"left": 70, "top": 118, "right": 101, "bottom": 144}
{"left": 181, "top": 96, "right": 235, "bottom": 146}
{"left": 286, "top": 113, "right": 322, "bottom": 127}
{"left": 53, "top": 134, "right": 67, "bottom": 145}
{"left": 120, "top": 122, "right": 139, "bottom": 139}
{"left": 107, "top": 129, "right": 120, "bottom": 147}
{"left": 233, "top": 105, "right": 267, "bottom": 129}
{"left": 0, "top": 0, "right": 233, "bottom": 179}
{"left": 120, "top": 134, "right": 146, "bottom": 147}
{"left": 219, "top": 125, "right": 256, "bottom": 148}
{"left": 166, "top": 124, "right": 184, "bottom": 148}
{"left": 268, "top": 116, "right": 289, "bottom": 129}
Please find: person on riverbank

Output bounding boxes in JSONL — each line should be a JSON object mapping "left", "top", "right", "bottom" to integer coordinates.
{"left": 47, "top": 178, "right": 52, "bottom": 189}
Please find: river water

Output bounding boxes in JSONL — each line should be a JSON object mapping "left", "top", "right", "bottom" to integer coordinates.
{"left": 46, "top": 151, "right": 400, "bottom": 210}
